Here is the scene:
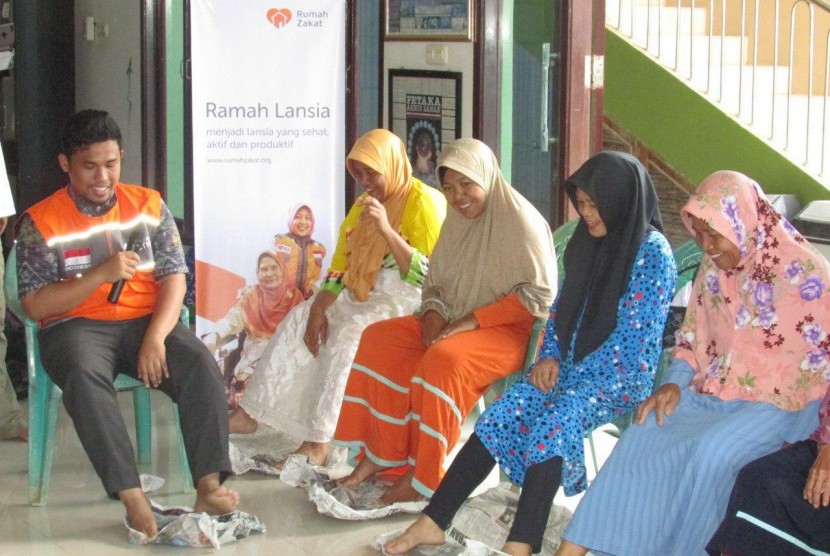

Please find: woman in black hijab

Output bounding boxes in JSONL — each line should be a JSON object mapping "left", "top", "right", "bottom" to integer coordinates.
{"left": 384, "top": 151, "right": 677, "bottom": 556}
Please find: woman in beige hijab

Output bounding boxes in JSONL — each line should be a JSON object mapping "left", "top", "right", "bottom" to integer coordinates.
{"left": 332, "top": 138, "right": 557, "bottom": 504}
{"left": 230, "top": 129, "right": 446, "bottom": 469}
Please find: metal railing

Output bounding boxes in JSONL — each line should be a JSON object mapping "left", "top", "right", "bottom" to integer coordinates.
{"left": 607, "top": 0, "right": 830, "bottom": 184}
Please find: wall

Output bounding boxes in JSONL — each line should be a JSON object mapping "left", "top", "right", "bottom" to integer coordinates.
{"left": 356, "top": 1, "right": 380, "bottom": 136}
{"left": 74, "top": 0, "right": 142, "bottom": 184}
{"left": 13, "top": 2, "right": 75, "bottom": 211}
{"left": 605, "top": 29, "right": 829, "bottom": 202}
{"left": 383, "top": 42, "right": 475, "bottom": 138}
{"left": 166, "top": 1, "right": 184, "bottom": 218}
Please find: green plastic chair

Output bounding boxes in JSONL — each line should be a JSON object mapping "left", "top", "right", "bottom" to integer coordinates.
{"left": 4, "top": 246, "right": 194, "bottom": 505}
{"left": 552, "top": 219, "right": 578, "bottom": 285}
{"left": 673, "top": 239, "right": 704, "bottom": 294}
{"left": 480, "top": 315, "right": 548, "bottom": 407}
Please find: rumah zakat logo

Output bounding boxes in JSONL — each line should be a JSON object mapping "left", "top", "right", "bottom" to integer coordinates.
{"left": 266, "top": 8, "right": 292, "bottom": 28}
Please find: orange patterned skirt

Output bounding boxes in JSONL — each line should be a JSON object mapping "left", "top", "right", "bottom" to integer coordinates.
{"left": 332, "top": 313, "right": 533, "bottom": 497}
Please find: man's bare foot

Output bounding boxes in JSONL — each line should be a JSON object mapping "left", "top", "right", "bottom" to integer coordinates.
{"left": 194, "top": 473, "right": 240, "bottom": 515}
{"left": 228, "top": 407, "right": 258, "bottom": 434}
{"left": 384, "top": 514, "right": 445, "bottom": 554}
{"left": 336, "top": 456, "right": 388, "bottom": 487}
{"left": 379, "top": 469, "right": 422, "bottom": 504}
{"left": 119, "top": 487, "right": 157, "bottom": 538}
{"left": 295, "top": 441, "right": 331, "bottom": 466}
{"left": 502, "top": 541, "right": 533, "bottom": 556}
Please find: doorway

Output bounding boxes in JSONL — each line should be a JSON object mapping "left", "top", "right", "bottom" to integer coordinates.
{"left": 508, "top": 0, "right": 563, "bottom": 224}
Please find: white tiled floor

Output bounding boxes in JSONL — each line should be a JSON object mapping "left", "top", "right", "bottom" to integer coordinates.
{"left": 0, "top": 391, "right": 617, "bottom": 555}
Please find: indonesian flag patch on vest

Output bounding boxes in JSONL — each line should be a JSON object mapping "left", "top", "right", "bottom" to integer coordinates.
{"left": 64, "top": 247, "right": 92, "bottom": 271}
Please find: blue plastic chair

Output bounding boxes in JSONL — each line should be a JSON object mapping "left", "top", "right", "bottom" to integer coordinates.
{"left": 4, "top": 246, "right": 194, "bottom": 505}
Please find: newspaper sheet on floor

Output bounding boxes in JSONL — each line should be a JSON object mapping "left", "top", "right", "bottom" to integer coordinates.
{"left": 372, "top": 483, "right": 572, "bottom": 555}
{"left": 229, "top": 427, "right": 301, "bottom": 475}
{"left": 281, "top": 454, "right": 428, "bottom": 520}
{"left": 124, "top": 474, "right": 265, "bottom": 547}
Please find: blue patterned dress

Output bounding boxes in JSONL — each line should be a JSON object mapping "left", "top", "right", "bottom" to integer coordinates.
{"left": 475, "top": 230, "right": 676, "bottom": 495}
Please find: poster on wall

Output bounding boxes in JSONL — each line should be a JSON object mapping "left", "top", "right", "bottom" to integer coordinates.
{"left": 190, "top": 1, "right": 345, "bottom": 408}
{"left": 388, "top": 69, "right": 461, "bottom": 188}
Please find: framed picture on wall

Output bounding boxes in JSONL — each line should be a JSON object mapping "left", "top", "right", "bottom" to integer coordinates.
{"left": 388, "top": 69, "right": 462, "bottom": 188}
{"left": 384, "top": 0, "right": 474, "bottom": 41}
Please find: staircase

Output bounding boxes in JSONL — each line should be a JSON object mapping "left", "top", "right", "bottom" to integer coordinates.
{"left": 606, "top": 0, "right": 830, "bottom": 189}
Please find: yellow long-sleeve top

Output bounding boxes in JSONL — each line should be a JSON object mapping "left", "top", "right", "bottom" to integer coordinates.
{"left": 320, "top": 178, "right": 446, "bottom": 297}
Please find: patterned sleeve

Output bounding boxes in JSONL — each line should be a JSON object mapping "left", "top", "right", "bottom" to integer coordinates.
{"left": 576, "top": 231, "right": 677, "bottom": 407}
{"left": 394, "top": 184, "right": 445, "bottom": 287}
{"left": 394, "top": 249, "right": 430, "bottom": 287}
{"left": 15, "top": 213, "right": 58, "bottom": 298}
{"left": 152, "top": 203, "right": 188, "bottom": 280}
{"left": 536, "top": 296, "right": 561, "bottom": 362}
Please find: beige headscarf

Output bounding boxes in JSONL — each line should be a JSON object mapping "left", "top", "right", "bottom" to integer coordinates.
{"left": 344, "top": 129, "right": 413, "bottom": 301}
{"left": 422, "top": 138, "right": 557, "bottom": 321}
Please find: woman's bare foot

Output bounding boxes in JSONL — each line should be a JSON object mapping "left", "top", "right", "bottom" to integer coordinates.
{"left": 502, "top": 541, "right": 533, "bottom": 556}
{"left": 379, "top": 469, "right": 422, "bottom": 504}
{"left": 16, "top": 426, "right": 28, "bottom": 442}
{"left": 384, "top": 514, "right": 445, "bottom": 554}
{"left": 193, "top": 473, "right": 240, "bottom": 515}
{"left": 228, "top": 407, "right": 258, "bottom": 434}
{"left": 337, "top": 456, "right": 388, "bottom": 487}
{"left": 119, "top": 487, "right": 157, "bottom": 538}
{"left": 295, "top": 441, "right": 331, "bottom": 466}
{"left": 553, "top": 540, "right": 589, "bottom": 556}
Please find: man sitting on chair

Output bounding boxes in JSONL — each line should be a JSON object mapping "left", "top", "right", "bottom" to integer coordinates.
{"left": 15, "top": 109, "right": 238, "bottom": 537}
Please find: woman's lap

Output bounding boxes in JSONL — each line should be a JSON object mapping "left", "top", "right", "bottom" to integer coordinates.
{"left": 563, "top": 390, "right": 821, "bottom": 556}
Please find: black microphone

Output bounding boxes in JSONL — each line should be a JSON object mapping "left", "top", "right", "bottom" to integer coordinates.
{"left": 107, "top": 229, "right": 144, "bottom": 304}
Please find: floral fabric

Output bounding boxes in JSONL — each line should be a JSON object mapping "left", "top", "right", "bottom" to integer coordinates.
{"left": 676, "top": 171, "right": 830, "bottom": 411}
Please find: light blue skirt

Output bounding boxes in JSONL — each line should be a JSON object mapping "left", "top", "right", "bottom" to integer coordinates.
{"left": 562, "top": 388, "right": 821, "bottom": 556}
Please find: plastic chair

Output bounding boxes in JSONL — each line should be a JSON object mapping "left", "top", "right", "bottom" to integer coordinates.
{"left": 476, "top": 315, "right": 548, "bottom": 416}
{"left": 552, "top": 219, "right": 578, "bottom": 285}
{"left": 673, "top": 239, "right": 703, "bottom": 294}
{"left": 4, "top": 246, "right": 194, "bottom": 505}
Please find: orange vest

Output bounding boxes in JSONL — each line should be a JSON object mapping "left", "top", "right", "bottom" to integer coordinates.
{"left": 274, "top": 234, "right": 326, "bottom": 296}
{"left": 26, "top": 184, "right": 163, "bottom": 325}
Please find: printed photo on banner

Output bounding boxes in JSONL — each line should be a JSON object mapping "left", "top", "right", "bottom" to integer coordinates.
{"left": 200, "top": 203, "right": 329, "bottom": 410}
{"left": 389, "top": 69, "right": 462, "bottom": 189}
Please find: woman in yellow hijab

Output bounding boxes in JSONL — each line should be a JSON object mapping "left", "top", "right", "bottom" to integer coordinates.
{"left": 230, "top": 129, "right": 446, "bottom": 468}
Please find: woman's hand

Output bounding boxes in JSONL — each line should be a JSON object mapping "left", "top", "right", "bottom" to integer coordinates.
{"left": 804, "top": 443, "right": 830, "bottom": 508}
{"left": 635, "top": 383, "right": 681, "bottom": 426}
{"left": 357, "top": 195, "right": 392, "bottom": 236}
{"left": 303, "top": 290, "right": 336, "bottom": 356}
{"left": 421, "top": 310, "right": 447, "bottom": 347}
{"left": 435, "top": 313, "right": 479, "bottom": 342}
{"left": 303, "top": 305, "right": 329, "bottom": 357}
{"left": 529, "top": 358, "right": 560, "bottom": 393}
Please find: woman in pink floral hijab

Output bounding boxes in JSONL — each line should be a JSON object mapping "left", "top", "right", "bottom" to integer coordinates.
{"left": 557, "top": 171, "right": 830, "bottom": 556}
{"left": 675, "top": 170, "right": 830, "bottom": 409}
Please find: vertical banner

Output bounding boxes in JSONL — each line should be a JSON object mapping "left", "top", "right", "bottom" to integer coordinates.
{"left": 190, "top": 1, "right": 345, "bottom": 401}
